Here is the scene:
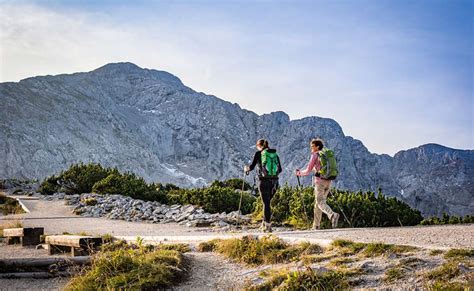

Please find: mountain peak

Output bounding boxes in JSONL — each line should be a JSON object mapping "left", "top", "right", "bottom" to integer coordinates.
{"left": 92, "top": 62, "right": 185, "bottom": 87}
{"left": 93, "top": 62, "right": 142, "bottom": 73}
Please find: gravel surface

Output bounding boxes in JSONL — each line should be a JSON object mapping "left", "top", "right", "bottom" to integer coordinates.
{"left": 2, "top": 196, "right": 473, "bottom": 249}
{"left": 174, "top": 252, "right": 255, "bottom": 290}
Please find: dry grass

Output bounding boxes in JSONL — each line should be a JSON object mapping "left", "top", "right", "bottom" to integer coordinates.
{"left": 198, "top": 235, "right": 322, "bottom": 266}
{"left": 66, "top": 241, "right": 188, "bottom": 290}
{"left": 0, "top": 193, "right": 25, "bottom": 215}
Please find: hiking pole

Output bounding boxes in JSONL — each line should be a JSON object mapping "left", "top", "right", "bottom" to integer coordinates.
{"left": 329, "top": 189, "right": 352, "bottom": 228}
{"left": 296, "top": 174, "right": 310, "bottom": 227}
{"left": 238, "top": 170, "right": 246, "bottom": 215}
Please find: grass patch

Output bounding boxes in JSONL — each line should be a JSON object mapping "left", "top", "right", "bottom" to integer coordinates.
{"left": 158, "top": 243, "right": 191, "bottom": 253}
{"left": 197, "top": 240, "right": 219, "bottom": 252}
{"left": 200, "top": 235, "right": 322, "bottom": 266}
{"left": 429, "top": 281, "right": 470, "bottom": 291}
{"left": 66, "top": 242, "right": 187, "bottom": 290}
{"left": 444, "top": 249, "right": 474, "bottom": 260}
{"left": 101, "top": 233, "right": 115, "bottom": 244}
{"left": 327, "top": 257, "right": 355, "bottom": 267}
{"left": 330, "top": 239, "right": 366, "bottom": 255}
{"left": 398, "top": 257, "right": 425, "bottom": 268}
{"left": 0, "top": 194, "right": 25, "bottom": 215}
{"left": 429, "top": 249, "right": 444, "bottom": 256}
{"left": 424, "top": 261, "right": 461, "bottom": 282}
{"left": 302, "top": 253, "right": 337, "bottom": 264}
{"left": 248, "top": 268, "right": 350, "bottom": 290}
{"left": 384, "top": 267, "right": 406, "bottom": 282}
{"left": 362, "top": 242, "right": 417, "bottom": 257}
{"left": 336, "top": 266, "right": 365, "bottom": 277}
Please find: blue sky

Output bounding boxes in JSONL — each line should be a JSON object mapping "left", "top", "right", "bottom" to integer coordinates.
{"left": 1, "top": 0, "right": 472, "bottom": 155}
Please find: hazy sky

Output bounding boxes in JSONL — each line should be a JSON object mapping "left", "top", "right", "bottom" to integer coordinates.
{"left": 1, "top": 0, "right": 472, "bottom": 155}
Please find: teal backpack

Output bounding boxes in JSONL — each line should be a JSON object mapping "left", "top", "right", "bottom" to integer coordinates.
{"left": 318, "top": 148, "right": 338, "bottom": 180}
{"left": 261, "top": 149, "right": 280, "bottom": 177}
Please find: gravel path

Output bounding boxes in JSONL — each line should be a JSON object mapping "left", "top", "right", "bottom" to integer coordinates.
{"left": 174, "top": 252, "right": 255, "bottom": 290}
{"left": 2, "top": 196, "right": 473, "bottom": 249}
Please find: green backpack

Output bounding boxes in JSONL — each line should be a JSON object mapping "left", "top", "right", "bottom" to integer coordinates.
{"left": 318, "top": 148, "right": 338, "bottom": 180}
{"left": 261, "top": 149, "right": 280, "bottom": 177}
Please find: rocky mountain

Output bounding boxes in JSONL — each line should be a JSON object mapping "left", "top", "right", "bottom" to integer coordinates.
{"left": 1, "top": 62, "right": 472, "bottom": 217}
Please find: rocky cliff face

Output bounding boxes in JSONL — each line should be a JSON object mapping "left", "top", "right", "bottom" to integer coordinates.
{"left": 1, "top": 62, "right": 472, "bottom": 217}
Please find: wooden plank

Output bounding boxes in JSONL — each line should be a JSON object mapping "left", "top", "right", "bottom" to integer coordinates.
{"left": 46, "top": 235, "right": 102, "bottom": 248}
{"left": 0, "top": 272, "right": 72, "bottom": 279}
{"left": 2, "top": 228, "right": 24, "bottom": 237}
{"left": 0, "top": 256, "right": 91, "bottom": 268}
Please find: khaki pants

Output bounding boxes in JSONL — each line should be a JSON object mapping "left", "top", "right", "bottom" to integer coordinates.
{"left": 313, "top": 179, "right": 335, "bottom": 228}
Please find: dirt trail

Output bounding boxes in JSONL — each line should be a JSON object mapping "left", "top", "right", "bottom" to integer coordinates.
{"left": 2, "top": 195, "right": 473, "bottom": 249}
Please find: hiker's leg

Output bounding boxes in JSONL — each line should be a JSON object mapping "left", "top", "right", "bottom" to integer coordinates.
{"left": 316, "top": 183, "right": 335, "bottom": 219}
{"left": 313, "top": 185, "right": 323, "bottom": 228}
{"left": 259, "top": 179, "right": 272, "bottom": 223}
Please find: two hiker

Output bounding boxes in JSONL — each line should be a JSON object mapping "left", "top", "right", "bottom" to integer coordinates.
{"left": 244, "top": 138, "right": 339, "bottom": 232}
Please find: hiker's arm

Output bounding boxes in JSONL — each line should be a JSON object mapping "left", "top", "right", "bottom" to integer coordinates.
{"left": 248, "top": 152, "right": 260, "bottom": 171}
{"left": 277, "top": 155, "right": 282, "bottom": 175}
{"left": 297, "top": 153, "right": 316, "bottom": 176}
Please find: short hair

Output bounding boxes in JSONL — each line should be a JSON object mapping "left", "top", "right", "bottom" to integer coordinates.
{"left": 311, "top": 138, "right": 324, "bottom": 150}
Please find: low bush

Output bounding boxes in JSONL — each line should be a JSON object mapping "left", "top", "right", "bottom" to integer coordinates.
{"left": 210, "top": 178, "right": 251, "bottom": 191}
{"left": 254, "top": 185, "right": 423, "bottom": 228}
{"left": 0, "top": 194, "right": 25, "bottom": 215}
{"left": 66, "top": 242, "right": 187, "bottom": 290}
{"left": 421, "top": 213, "right": 474, "bottom": 225}
{"left": 167, "top": 186, "right": 256, "bottom": 214}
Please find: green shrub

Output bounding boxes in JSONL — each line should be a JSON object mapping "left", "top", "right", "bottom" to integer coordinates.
{"left": 40, "top": 163, "right": 167, "bottom": 203}
{"left": 421, "top": 213, "right": 474, "bottom": 225}
{"left": 210, "top": 178, "right": 251, "bottom": 191}
{"left": 253, "top": 185, "right": 423, "bottom": 228}
{"left": 92, "top": 171, "right": 164, "bottom": 202}
{"left": 167, "top": 186, "right": 256, "bottom": 214}
{"left": 58, "top": 163, "right": 111, "bottom": 194}
{"left": 38, "top": 175, "right": 60, "bottom": 195}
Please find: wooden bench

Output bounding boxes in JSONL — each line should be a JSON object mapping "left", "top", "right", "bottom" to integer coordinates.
{"left": 3, "top": 227, "right": 44, "bottom": 246}
{"left": 45, "top": 235, "right": 103, "bottom": 256}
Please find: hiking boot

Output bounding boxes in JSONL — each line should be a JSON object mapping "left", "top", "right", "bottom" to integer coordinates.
{"left": 331, "top": 213, "right": 340, "bottom": 228}
{"left": 311, "top": 225, "right": 320, "bottom": 231}
{"left": 264, "top": 222, "right": 273, "bottom": 233}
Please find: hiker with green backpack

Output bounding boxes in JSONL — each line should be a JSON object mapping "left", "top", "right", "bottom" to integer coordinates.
{"left": 296, "top": 138, "right": 340, "bottom": 230}
{"left": 244, "top": 139, "right": 282, "bottom": 232}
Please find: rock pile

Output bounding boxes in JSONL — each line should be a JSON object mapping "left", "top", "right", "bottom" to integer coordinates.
{"left": 42, "top": 193, "right": 252, "bottom": 228}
